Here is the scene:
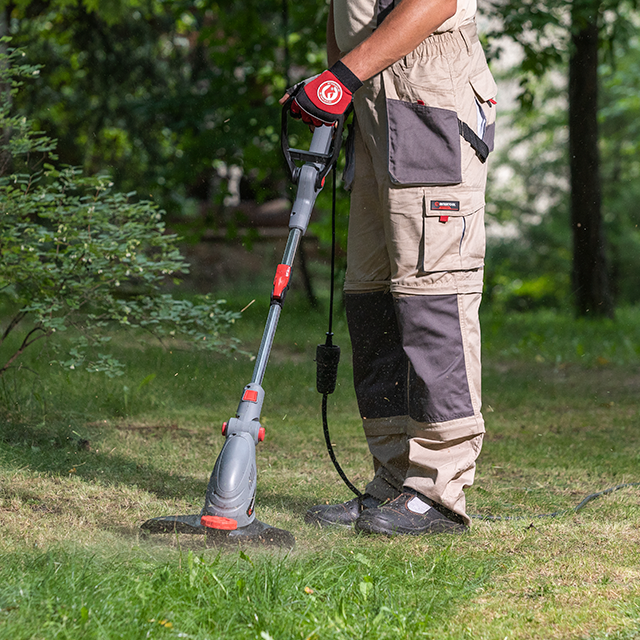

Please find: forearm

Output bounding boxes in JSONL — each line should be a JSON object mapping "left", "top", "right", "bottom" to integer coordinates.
{"left": 341, "top": 0, "right": 457, "bottom": 81}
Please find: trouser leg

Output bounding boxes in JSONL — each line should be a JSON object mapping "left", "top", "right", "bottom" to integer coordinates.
{"left": 345, "top": 291, "right": 409, "bottom": 502}
{"left": 345, "top": 290, "right": 484, "bottom": 523}
{"left": 340, "top": 28, "right": 491, "bottom": 529}
{"left": 395, "top": 292, "right": 484, "bottom": 526}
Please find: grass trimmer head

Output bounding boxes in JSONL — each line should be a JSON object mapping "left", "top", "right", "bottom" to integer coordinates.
{"left": 140, "top": 514, "right": 295, "bottom": 548}
{"left": 141, "top": 103, "right": 347, "bottom": 549}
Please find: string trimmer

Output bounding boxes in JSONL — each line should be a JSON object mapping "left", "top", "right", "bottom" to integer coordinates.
{"left": 140, "top": 99, "right": 348, "bottom": 548}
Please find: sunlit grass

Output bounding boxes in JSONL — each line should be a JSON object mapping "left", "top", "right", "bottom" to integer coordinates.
{"left": 1, "top": 297, "right": 640, "bottom": 638}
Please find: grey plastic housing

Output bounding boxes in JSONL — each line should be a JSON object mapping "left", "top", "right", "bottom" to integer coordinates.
{"left": 204, "top": 431, "right": 257, "bottom": 528}
{"left": 202, "top": 125, "right": 334, "bottom": 531}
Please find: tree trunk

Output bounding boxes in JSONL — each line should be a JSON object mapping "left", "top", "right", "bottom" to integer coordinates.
{"left": 568, "top": 15, "right": 614, "bottom": 318}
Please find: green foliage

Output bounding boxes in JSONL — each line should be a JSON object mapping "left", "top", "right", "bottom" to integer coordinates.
{"left": 0, "top": 44, "right": 56, "bottom": 168}
{"left": 600, "top": 35, "right": 640, "bottom": 303}
{"left": 0, "top": 43, "right": 240, "bottom": 379}
{"left": 485, "top": 30, "right": 640, "bottom": 310}
{"left": 0, "top": 0, "right": 154, "bottom": 26}
{"left": 480, "top": 0, "right": 640, "bottom": 315}
{"left": 5, "top": 0, "right": 331, "bottom": 223}
{"left": 6, "top": 4, "right": 194, "bottom": 207}
{"left": 482, "top": 0, "right": 638, "bottom": 110}
{"left": 7, "top": 0, "right": 640, "bottom": 314}
{"left": 484, "top": 68, "right": 573, "bottom": 311}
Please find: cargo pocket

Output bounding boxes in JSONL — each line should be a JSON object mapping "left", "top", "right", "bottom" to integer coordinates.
{"left": 418, "top": 196, "right": 485, "bottom": 274}
{"left": 383, "top": 34, "right": 496, "bottom": 188}
{"left": 466, "top": 65, "right": 497, "bottom": 159}
{"left": 387, "top": 99, "right": 462, "bottom": 186}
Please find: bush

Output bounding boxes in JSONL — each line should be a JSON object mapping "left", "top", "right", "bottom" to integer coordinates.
{"left": 0, "top": 41, "right": 240, "bottom": 380}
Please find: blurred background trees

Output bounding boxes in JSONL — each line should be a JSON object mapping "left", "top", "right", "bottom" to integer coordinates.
{"left": 2, "top": 0, "right": 640, "bottom": 316}
{"left": 483, "top": 0, "right": 640, "bottom": 317}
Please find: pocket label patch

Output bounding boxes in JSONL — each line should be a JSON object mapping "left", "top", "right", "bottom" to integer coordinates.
{"left": 430, "top": 200, "right": 460, "bottom": 212}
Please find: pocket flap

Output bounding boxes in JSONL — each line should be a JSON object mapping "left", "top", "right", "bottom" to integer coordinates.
{"left": 470, "top": 67, "right": 497, "bottom": 103}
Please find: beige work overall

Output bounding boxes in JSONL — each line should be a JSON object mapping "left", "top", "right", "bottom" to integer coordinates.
{"left": 336, "top": 4, "right": 497, "bottom": 524}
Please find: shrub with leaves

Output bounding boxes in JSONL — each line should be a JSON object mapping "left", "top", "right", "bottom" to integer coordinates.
{"left": 0, "top": 42, "right": 240, "bottom": 379}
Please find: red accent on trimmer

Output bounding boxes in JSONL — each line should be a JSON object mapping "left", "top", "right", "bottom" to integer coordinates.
{"left": 221, "top": 421, "right": 228, "bottom": 436}
{"left": 272, "top": 264, "right": 291, "bottom": 300}
{"left": 439, "top": 216, "right": 449, "bottom": 223}
{"left": 201, "top": 515, "right": 238, "bottom": 530}
{"left": 242, "top": 389, "right": 259, "bottom": 402}
{"left": 258, "top": 427, "right": 266, "bottom": 442}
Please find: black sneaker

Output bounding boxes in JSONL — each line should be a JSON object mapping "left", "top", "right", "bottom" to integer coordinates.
{"left": 305, "top": 494, "right": 384, "bottom": 528}
{"left": 354, "top": 489, "right": 467, "bottom": 536}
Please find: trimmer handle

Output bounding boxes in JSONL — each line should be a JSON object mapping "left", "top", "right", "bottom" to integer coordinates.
{"left": 281, "top": 95, "right": 350, "bottom": 189}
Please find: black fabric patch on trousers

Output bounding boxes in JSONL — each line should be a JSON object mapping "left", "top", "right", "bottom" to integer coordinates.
{"left": 387, "top": 99, "right": 462, "bottom": 186}
{"left": 394, "top": 295, "right": 474, "bottom": 424}
{"left": 345, "top": 292, "right": 408, "bottom": 419}
{"left": 458, "top": 120, "right": 490, "bottom": 163}
{"left": 376, "top": 0, "right": 395, "bottom": 26}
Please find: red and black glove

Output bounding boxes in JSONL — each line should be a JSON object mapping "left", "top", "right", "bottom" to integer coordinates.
{"left": 291, "top": 61, "right": 363, "bottom": 127}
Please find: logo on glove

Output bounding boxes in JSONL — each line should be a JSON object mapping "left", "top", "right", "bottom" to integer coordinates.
{"left": 317, "top": 80, "right": 343, "bottom": 106}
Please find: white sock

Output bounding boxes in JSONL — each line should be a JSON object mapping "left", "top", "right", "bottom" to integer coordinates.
{"left": 406, "top": 495, "right": 431, "bottom": 515}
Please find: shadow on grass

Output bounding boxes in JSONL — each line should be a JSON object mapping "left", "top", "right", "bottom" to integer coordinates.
{"left": 0, "top": 417, "right": 321, "bottom": 530}
{"left": 0, "top": 418, "right": 210, "bottom": 502}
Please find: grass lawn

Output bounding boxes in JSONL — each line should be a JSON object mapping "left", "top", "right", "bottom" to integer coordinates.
{"left": 1, "top": 283, "right": 640, "bottom": 639}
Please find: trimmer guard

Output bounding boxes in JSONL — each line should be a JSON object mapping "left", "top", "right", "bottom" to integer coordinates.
{"left": 140, "top": 514, "right": 295, "bottom": 548}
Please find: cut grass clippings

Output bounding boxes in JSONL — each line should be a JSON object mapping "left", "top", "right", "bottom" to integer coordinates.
{"left": 1, "top": 296, "right": 640, "bottom": 639}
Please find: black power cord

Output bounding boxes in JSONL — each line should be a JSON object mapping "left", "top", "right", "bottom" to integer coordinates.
{"left": 312, "top": 142, "right": 639, "bottom": 523}
{"left": 471, "top": 481, "right": 640, "bottom": 522}
{"left": 315, "top": 163, "right": 363, "bottom": 500}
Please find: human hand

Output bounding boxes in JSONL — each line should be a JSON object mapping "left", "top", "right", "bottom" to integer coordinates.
{"left": 282, "top": 61, "right": 362, "bottom": 127}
